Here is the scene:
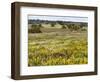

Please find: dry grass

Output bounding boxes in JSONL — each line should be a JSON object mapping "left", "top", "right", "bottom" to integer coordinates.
{"left": 28, "top": 31, "right": 88, "bottom": 66}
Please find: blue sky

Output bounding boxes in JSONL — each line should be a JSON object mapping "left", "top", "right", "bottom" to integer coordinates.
{"left": 28, "top": 15, "right": 88, "bottom": 23}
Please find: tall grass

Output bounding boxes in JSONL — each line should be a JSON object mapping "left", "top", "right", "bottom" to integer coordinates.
{"left": 28, "top": 32, "right": 87, "bottom": 66}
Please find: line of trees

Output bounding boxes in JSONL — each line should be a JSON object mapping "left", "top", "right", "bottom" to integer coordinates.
{"left": 28, "top": 20, "right": 87, "bottom": 33}
{"left": 28, "top": 19, "right": 87, "bottom": 27}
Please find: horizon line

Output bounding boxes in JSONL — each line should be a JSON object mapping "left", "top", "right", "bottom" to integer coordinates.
{"left": 28, "top": 15, "right": 88, "bottom": 23}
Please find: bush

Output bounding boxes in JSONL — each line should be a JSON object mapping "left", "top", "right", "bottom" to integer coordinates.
{"left": 38, "top": 24, "right": 42, "bottom": 27}
{"left": 28, "top": 24, "right": 42, "bottom": 33}
{"left": 73, "top": 24, "right": 80, "bottom": 30}
{"left": 67, "top": 24, "right": 81, "bottom": 31}
{"left": 51, "top": 23, "right": 55, "bottom": 27}
{"left": 81, "top": 28, "right": 87, "bottom": 31}
{"left": 62, "top": 25, "right": 66, "bottom": 29}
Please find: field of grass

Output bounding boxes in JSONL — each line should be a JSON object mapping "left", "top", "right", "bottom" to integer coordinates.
{"left": 28, "top": 30, "right": 88, "bottom": 66}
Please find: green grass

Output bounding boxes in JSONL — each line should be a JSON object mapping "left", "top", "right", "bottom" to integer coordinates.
{"left": 28, "top": 31, "right": 88, "bottom": 66}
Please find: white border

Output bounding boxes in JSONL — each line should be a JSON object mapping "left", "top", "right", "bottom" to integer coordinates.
{"left": 20, "top": 7, "right": 95, "bottom": 75}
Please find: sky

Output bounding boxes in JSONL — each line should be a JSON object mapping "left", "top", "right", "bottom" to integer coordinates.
{"left": 28, "top": 15, "right": 88, "bottom": 23}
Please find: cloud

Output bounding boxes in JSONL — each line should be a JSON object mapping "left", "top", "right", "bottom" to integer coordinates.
{"left": 28, "top": 15, "right": 88, "bottom": 23}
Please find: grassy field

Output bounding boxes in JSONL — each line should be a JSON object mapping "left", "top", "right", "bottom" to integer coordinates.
{"left": 28, "top": 29, "right": 88, "bottom": 66}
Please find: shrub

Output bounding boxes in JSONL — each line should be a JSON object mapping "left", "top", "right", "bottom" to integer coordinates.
{"left": 38, "top": 24, "right": 42, "bottom": 27}
{"left": 28, "top": 24, "right": 42, "bottom": 33}
{"left": 67, "top": 24, "right": 81, "bottom": 31}
{"left": 62, "top": 25, "right": 66, "bottom": 29}
{"left": 51, "top": 23, "right": 55, "bottom": 27}
{"left": 81, "top": 27, "right": 87, "bottom": 31}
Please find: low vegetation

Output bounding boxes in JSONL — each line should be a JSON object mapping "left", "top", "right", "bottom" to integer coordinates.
{"left": 28, "top": 20, "right": 88, "bottom": 66}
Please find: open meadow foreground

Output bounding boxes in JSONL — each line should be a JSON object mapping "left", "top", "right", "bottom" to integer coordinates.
{"left": 28, "top": 15, "right": 88, "bottom": 66}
